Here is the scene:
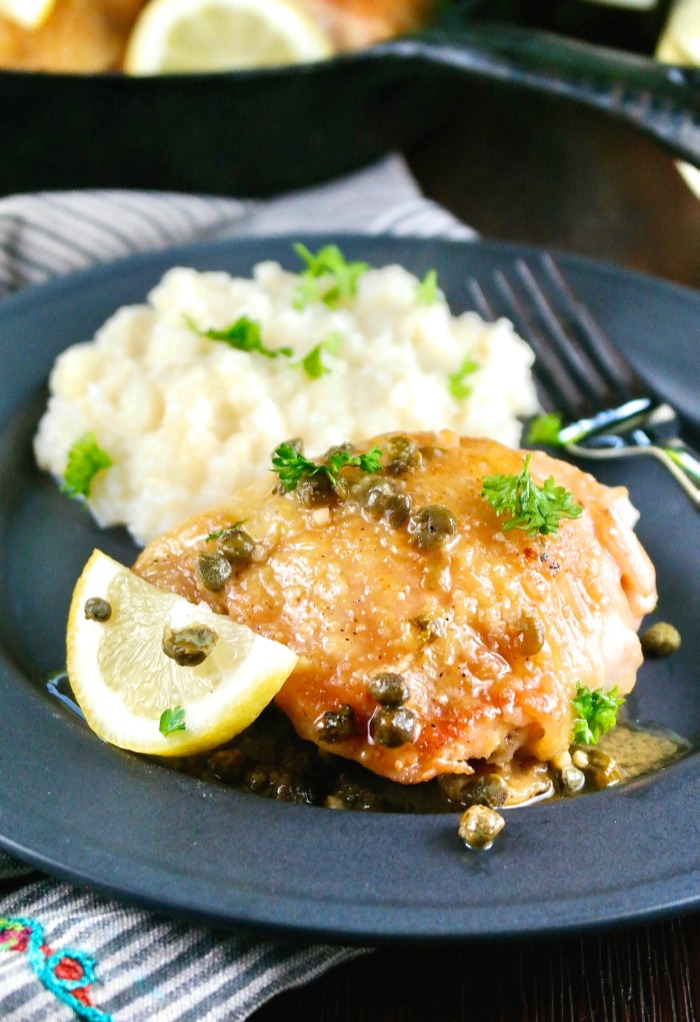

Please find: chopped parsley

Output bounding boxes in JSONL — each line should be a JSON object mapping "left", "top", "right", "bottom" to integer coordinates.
{"left": 271, "top": 441, "right": 383, "bottom": 493}
{"left": 61, "top": 432, "right": 113, "bottom": 499}
{"left": 206, "top": 520, "right": 246, "bottom": 542}
{"left": 293, "top": 243, "right": 369, "bottom": 309}
{"left": 416, "top": 269, "right": 439, "bottom": 305}
{"left": 526, "top": 413, "right": 564, "bottom": 446}
{"left": 572, "top": 684, "right": 624, "bottom": 745}
{"left": 159, "top": 705, "right": 186, "bottom": 736}
{"left": 185, "top": 314, "right": 292, "bottom": 359}
{"left": 448, "top": 356, "right": 480, "bottom": 400}
{"left": 296, "top": 332, "right": 343, "bottom": 379}
{"left": 481, "top": 454, "right": 583, "bottom": 536}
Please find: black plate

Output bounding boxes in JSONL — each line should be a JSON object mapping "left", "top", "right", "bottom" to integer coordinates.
{"left": 0, "top": 235, "right": 697, "bottom": 943}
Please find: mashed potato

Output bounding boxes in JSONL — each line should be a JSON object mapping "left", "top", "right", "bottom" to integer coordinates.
{"left": 34, "top": 256, "right": 539, "bottom": 545}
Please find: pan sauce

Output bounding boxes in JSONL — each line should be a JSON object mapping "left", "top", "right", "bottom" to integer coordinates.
{"left": 164, "top": 704, "right": 692, "bottom": 813}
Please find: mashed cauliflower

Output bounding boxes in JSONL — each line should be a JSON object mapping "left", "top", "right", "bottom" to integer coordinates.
{"left": 34, "top": 255, "right": 539, "bottom": 545}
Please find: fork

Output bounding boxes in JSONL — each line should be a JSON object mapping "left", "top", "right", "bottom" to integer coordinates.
{"left": 468, "top": 254, "right": 700, "bottom": 509}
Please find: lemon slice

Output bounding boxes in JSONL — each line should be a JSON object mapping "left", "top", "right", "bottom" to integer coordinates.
{"left": 66, "top": 549, "right": 297, "bottom": 756}
{"left": 657, "top": 0, "right": 700, "bottom": 65}
{"left": 0, "top": 0, "right": 56, "bottom": 29}
{"left": 124, "top": 0, "right": 334, "bottom": 74}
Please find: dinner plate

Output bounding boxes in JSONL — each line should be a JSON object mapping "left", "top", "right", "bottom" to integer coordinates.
{"left": 0, "top": 235, "right": 697, "bottom": 944}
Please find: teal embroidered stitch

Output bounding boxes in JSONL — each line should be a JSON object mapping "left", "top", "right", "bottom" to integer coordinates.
{"left": 0, "top": 916, "right": 111, "bottom": 1021}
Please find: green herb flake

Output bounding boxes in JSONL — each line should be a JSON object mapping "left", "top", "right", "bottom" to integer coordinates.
{"left": 572, "top": 684, "right": 624, "bottom": 746}
{"left": 416, "top": 269, "right": 439, "bottom": 305}
{"left": 293, "top": 243, "right": 369, "bottom": 309}
{"left": 448, "top": 357, "right": 480, "bottom": 400}
{"left": 526, "top": 413, "right": 564, "bottom": 447}
{"left": 481, "top": 454, "right": 583, "bottom": 536}
{"left": 206, "top": 519, "right": 246, "bottom": 542}
{"left": 61, "top": 432, "right": 113, "bottom": 499}
{"left": 297, "top": 332, "right": 342, "bottom": 379}
{"left": 186, "top": 314, "right": 292, "bottom": 359}
{"left": 271, "top": 441, "right": 383, "bottom": 493}
{"left": 159, "top": 706, "right": 186, "bottom": 736}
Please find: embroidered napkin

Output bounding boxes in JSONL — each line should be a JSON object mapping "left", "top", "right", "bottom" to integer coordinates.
{"left": 0, "top": 156, "right": 474, "bottom": 1021}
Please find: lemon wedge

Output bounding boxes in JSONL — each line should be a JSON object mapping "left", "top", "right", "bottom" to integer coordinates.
{"left": 124, "top": 0, "right": 334, "bottom": 74}
{"left": 0, "top": 0, "right": 56, "bottom": 29}
{"left": 66, "top": 549, "right": 297, "bottom": 756}
{"left": 657, "top": 0, "right": 700, "bottom": 65}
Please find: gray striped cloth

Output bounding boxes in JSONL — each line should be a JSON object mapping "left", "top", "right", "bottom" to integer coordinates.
{"left": 0, "top": 156, "right": 473, "bottom": 1021}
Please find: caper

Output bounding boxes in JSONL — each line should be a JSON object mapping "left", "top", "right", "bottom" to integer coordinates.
{"left": 410, "top": 614, "right": 446, "bottom": 643}
{"left": 369, "top": 706, "right": 417, "bottom": 748}
{"left": 207, "top": 748, "right": 248, "bottom": 784}
{"left": 360, "top": 478, "right": 412, "bottom": 527}
{"left": 560, "top": 764, "right": 586, "bottom": 796}
{"left": 513, "top": 615, "right": 545, "bottom": 657}
{"left": 458, "top": 804, "right": 505, "bottom": 850}
{"left": 296, "top": 472, "right": 344, "bottom": 508}
{"left": 641, "top": 621, "right": 681, "bottom": 658}
{"left": 368, "top": 672, "right": 410, "bottom": 707}
{"left": 578, "top": 746, "right": 622, "bottom": 790}
{"left": 217, "top": 527, "right": 255, "bottom": 566}
{"left": 383, "top": 435, "right": 422, "bottom": 475}
{"left": 84, "top": 597, "right": 111, "bottom": 622}
{"left": 317, "top": 705, "right": 356, "bottom": 743}
{"left": 458, "top": 773, "right": 508, "bottom": 809}
{"left": 162, "top": 624, "right": 218, "bottom": 666}
{"left": 195, "top": 551, "right": 232, "bottom": 591}
{"left": 327, "top": 776, "right": 380, "bottom": 812}
{"left": 408, "top": 505, "right": 457, "bottom": 549}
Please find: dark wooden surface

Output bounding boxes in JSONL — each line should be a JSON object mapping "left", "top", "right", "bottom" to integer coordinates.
{"left": 251, "top": 76, "right": 700, "bottom": 1022}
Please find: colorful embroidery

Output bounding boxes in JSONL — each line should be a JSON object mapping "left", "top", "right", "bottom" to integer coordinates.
{"left": 0, "top": 916, "right": 111, "bottom": 1021}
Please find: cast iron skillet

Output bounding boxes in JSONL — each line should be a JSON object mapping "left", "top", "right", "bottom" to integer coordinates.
{"left": 0, "top": 1, "right": 698, "bottom": 197}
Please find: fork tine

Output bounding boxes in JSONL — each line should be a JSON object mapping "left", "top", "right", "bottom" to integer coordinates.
{"left": 484, "top": 266, "right": 598, "bottom": 419}
{"left": 538, "top": 254, "right": 647, "bottom": 402}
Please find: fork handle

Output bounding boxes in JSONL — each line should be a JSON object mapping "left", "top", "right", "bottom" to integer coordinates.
{"left": 566, "top": 437, "right": 700, "bottom": 509}
{"left": 655, "top": 439, "right": 700, "bottom": 505}
{"left": 382, "top": 23, "right": 700, "bottom": 167}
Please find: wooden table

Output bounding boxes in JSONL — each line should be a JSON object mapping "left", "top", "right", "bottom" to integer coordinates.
{"left": 251, "top": 80, "right": 700, "bottom": 1022}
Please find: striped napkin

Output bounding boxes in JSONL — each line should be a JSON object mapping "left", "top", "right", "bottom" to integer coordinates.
{"left": 0, "top": 156, "right": 474, "bottom": 1021}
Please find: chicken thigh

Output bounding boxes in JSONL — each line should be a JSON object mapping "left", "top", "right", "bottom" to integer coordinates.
{"left": 134, "top": 431, "right": 657, "bottom": 784}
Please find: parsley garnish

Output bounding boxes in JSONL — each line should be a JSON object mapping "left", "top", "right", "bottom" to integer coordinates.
{"left": 416, "top": 269, "right": 439, "bottom": 305}
{"left": 481, "top": 454, "right": 583, "bottom": 536}
{"left": 572, "top": 684, "right": 624, "bottom": 745}
{"left": 271, "top": 441, "right": 383, "bottom": 493}
{"left": 186, "top": 314, "right": 292, "bottom": 359}
{"left": 448, "top": 356, "right": 480, "bottom": 400}
{"left": 293, "top": 243, "right": 368, "bottom": 309}
{"left": 526, "top": 413, "right": 564, "bottom": 446}
{"left": 61, "top": 432, "right": 113, "bottom": 499}
{"left": 296, "top": 332, "right": 342, "bottom": 379}
{"left": 159, "top": 706, "right": 186, "bottom": 736}
{"left": 206, "top": 520, "right": 246, "bottom": 542}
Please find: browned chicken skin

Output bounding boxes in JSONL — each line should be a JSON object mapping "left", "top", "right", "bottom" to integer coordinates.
{"left": 134, "top": 432, "right": 657, "bottom": 785}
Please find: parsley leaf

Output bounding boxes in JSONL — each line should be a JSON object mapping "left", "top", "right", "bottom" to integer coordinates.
{"left": 296, "top": 332, "right": 342, "bottom": 379}
{"left": 271, "top": 441, "right": 383, "bottom": 493}
{"left": 481, "top": 454, "right": 583, "bottom": 536}
{"left": 572, "top": 684, "right": 624, "bottom": 745}
{"left": 206, "top": 520, "right": 246, "bottom": 542}
{"left": 416, "top": 269, "right": 439, "bottom": 305}
{"left": 293, "top": 243, "right": 368, "bottom": 309}
{"left": 526, "top": 413, "right": 564, "bottom": 446}
{"left": 159, "top": 706, "right": 186, "bottom": 736}
{"left": 61, "top": 432, "right": 113, "bottom": 499}
{"left": 186, "top": 314, "right": 292, "bottom": 359}
{"left": 448, "top": 356, "right": 480, "bottom": 400}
